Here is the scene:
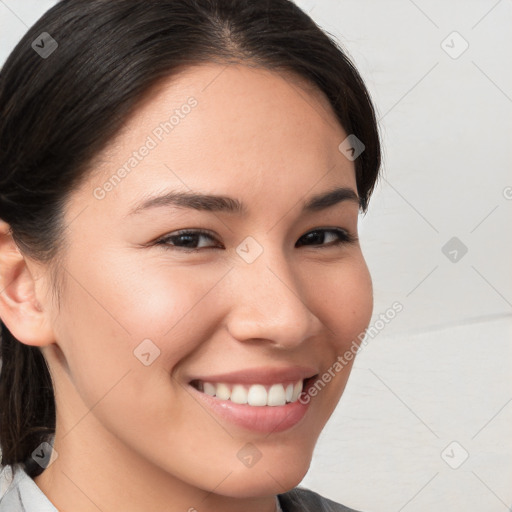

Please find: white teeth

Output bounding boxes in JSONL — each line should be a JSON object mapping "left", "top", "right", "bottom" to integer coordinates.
{"left": 230, "top": 384, "right": 248, "bottom": 404}
{"left": 247, "top": 384, "right": 267, "bottom": 406}
{"left": 216, "top": 383, "right": 231, "bottom": 400}
{"left": 194, "top": 379, "right": 304, "bottom": 406}
{"left": 267, "top": 384, "right": 287, "bottom": 406}
{"left": 285, "top": 383, "right": 293, "bottom": 402}
{"left": 203, "top": 382, "right": 216, "bottom": 396}
{"left": 292, "top": 381, "right": 302, "bottom": 402}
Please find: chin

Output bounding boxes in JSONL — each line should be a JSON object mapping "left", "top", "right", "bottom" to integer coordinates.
{"left": 216, "top": 454, "right": 311, "bottom": 498}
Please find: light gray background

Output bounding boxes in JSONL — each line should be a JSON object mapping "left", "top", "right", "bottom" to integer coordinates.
{"left": 1, "top": 1, "right": 511, "bottom": 511}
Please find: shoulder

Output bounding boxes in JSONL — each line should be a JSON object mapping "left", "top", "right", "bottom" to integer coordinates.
{"left": 277, "top": 485, "right": 366, "bottom": 512}
{"left": 0, "top": 464, "right": 57, "bottom": 512}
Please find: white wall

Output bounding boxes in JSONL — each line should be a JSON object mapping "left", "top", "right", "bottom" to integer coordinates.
{"left": 294, "top": 2, "right": 512, "bottom": 511}
{"left": 1, "top": 1, "right": 511, "bottom": 511}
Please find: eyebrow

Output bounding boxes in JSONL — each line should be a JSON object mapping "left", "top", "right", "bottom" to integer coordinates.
{"left": 127, "top": 186, "right": 360, "bottom": 217}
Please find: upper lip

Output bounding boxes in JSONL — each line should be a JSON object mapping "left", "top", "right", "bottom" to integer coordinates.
{"left": 188, "top": 366, "right": 319, "bottom": 385}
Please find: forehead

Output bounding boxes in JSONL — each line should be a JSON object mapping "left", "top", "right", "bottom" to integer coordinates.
{"left": 73, "top": 63, "right": 355, "bottom": 218}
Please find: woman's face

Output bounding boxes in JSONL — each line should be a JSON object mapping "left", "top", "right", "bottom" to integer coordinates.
{"left": 39, "top": 64, "right": 373, "bottom": 501}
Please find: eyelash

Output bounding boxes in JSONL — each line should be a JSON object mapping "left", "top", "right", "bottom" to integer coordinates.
{"left": 154, "top": 227, "right": 358, "bottom": 252}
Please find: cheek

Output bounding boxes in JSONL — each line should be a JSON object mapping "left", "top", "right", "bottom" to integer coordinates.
{"left": 55, "top": 256, "right": 229, "bottom": 382}
{"left": 309, "top": 254, "right": 373, "bottom": 350}
{"left": 111, "top": 260, "right": 232, "bottom": 360}
{"left": 51, "top": 262, "right": 227, "bottom": 444}
{"left": 285, "top": 255, "right": 373, "bottom": 438}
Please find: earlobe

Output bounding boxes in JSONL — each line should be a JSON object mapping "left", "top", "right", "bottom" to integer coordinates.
{"left": 0, "top": 219, "right": 55, "bottom": 347}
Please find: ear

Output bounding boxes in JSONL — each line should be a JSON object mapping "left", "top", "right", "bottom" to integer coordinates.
{"left": 0, "top": 219, "right": 55, "bottom": 346}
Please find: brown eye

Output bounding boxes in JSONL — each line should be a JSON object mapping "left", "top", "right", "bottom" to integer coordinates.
{"left": 155, "top": 229, "right": 221, "bottom": 252}
{"left": 295, "top": 228, "right": 357, "bottom": 248}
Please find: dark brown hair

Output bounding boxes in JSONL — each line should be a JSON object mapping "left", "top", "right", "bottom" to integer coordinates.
{"left": 0, "top": 0, "right": 381, "bottom": 478}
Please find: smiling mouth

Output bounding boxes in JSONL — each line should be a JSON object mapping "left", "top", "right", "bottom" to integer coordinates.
{"left": 189, "top": 376, "right": 318, "bottom": 406}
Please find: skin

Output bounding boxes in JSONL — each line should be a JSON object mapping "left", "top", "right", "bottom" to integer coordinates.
{"left": 0, "top": 63, "right": 373, "bottom": 512}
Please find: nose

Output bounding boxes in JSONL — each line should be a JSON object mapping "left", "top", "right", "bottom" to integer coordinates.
{"left": 224, "top": 245, "right": 323, "bottom": 349}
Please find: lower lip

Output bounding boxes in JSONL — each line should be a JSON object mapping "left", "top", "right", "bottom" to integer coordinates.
{"left": 188, "top": 381, "right": 314, "bottom": 433}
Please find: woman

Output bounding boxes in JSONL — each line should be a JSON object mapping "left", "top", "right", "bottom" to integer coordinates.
{"left": 0, "top": 0, "right": 381, "bottom": 510}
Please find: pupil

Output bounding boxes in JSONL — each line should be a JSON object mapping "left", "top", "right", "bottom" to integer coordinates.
{"left": 181, "top": 234, "right": 197, "bottom": 247}
{"left": 306, "top": 231, "right": 322, "bottom": 244}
